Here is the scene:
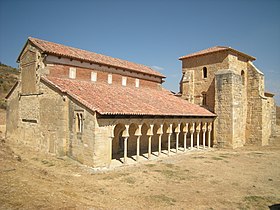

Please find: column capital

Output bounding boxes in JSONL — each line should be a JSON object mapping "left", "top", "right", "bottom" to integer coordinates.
{"left": 182, "top": 122, "right": 189, "bottom": 133}
{"left": 147, "top": 124, "right": 154, "bottom": 136}
{"left": 190, "top": 122, "right": 195, "bottom": 134}
{"left": 196, "top": 122, "right": 201, "bottom": 131}
{"left": 207, "top": 122, "right": 213, "bottom": 131}
{"left": 135, "top": 124, "right": 142, "bottom": 136}
{"left": 202, "top": 122, "right": 207, "bottom": 132}
{"left": 122, "top": 125, "right": 130, "bottom": 137}
{"left": 174, "top": 124, "right": 181, "bottom": 133}
{"left": 157, "top": 124, "right": 164, "bottom": 135}
{"left": 166, "top": 124, "right": 173, "bottom": 134}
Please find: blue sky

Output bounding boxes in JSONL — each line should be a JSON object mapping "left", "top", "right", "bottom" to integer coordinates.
{"left": 0, "top": 0, "right": 279, "bottom": 104}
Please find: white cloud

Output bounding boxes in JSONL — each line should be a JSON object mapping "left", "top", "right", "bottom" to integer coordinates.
{"left": 151, "top": 65, "right": 164, "bottom": 71}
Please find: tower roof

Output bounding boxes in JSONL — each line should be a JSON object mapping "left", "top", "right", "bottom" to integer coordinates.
{"left": 179, "top": 46, "right": 256, "bottom": 61}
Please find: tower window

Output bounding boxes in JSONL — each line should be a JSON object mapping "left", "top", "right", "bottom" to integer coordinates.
{"left": 203, "top": 67, "right": 207, "bottom": 79}
{"left": 241, "top": 70, "right": 245, "bottom": 85}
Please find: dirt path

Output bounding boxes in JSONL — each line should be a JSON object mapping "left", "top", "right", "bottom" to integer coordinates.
{"left": 1, "top": 131, "right": 280, "bottom": 210}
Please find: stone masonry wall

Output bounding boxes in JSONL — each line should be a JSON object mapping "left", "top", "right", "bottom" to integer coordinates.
{"left": 38, "top": 82, "right": 68, "bottom": 155}
{"left": 6, "top": 86, "right": 20, "bottom": 140}
{"left": 6, "top": 81, "right": 68, "bottom": 155}
{"left": 214, "top": 70, "right": 244, "bottom": 148}
{"left": 246, "top": 63, "right": 264, "bottom": 145}
{"left": 67, "top": 101, "right": 96, "bottom": 166}
{"left": 181, "top": 51, "right": 230, "bottom": 112}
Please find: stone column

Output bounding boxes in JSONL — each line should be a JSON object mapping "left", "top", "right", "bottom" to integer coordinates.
{"left": 148, "top": 124, "right": 154, "bottom": 160}
{"left": 158, "top": 124, "right": 163, "bottom": 157}
{"left": 135, "top": 125, "right": 142, "bottom": 162}
{"left": 123, "top": 137, "right": 128, "bottom": 164}
{"left": 148, "top": 135, "right": 152, "bottom": 159}
{"left": 208, "top": 122, "right": 212, "bottom": 148}
{"left": 175, "top": 124, "right": 180, "bottom": 153}
{"left": 183, "top": 123, "right": 189, "bottom": 152}
{"left": 109, "top": 136, "right": 114, "bottom": 163}
{"left": 202, "top": 122, "right": 207, "bottom": 149}
{"left": 122, "top": 125, "right": 130, "bottom": 164}
{"left": 136, "top": 135, "right": 141, "bottom": 162}
{"left": 167, "top": 124, "right": 173, "bottom": 156}
{"left": 190, "top": 123, "right": 195, "bottom": 150}
{"left": 196, "top": 123, "right": 201, "bottom": 149}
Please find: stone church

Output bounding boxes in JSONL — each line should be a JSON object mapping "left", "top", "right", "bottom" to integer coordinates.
{"left": 5, "top": 37, "right": 275, "bottom": 167}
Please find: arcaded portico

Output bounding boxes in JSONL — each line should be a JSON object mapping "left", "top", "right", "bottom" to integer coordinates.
{"left": 97, "top": 117, "right": 214, "bottom": 166}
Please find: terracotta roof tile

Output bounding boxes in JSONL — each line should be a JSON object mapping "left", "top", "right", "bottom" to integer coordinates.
{"left": 27, "top": 37, "right": 165, "bottom": 78}
{"left": 42, "top": 76, "right": 215, "bottom": 117}
{"left": 179, "top": 46, "right": 256, "bottom": 61}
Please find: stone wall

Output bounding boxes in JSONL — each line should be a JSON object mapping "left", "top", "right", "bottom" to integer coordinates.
{"left": 246, "top": 63, "right": 264, "bottom": 145}
{"left": 5, "top": 85, "right": 20, "bottom": 140}
{"left": 181, "top": 51, "right": 230, "bottom": 112}
{"left": 67, "top": 100, "right": 96, "bottom": 166}
{"left": 214, "top": 70, "right": 244, "bottom": 148}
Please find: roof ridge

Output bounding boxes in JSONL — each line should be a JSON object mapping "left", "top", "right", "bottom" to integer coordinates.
{"left": 28, "top": 37, "right": 165, "bottom": 78}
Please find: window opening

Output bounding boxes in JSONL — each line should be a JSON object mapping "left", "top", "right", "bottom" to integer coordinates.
{"left": 69, "top": 67, "right": 76, "bottom": 79}
{"left": 202, "top": 92, "right": 207, "bottom": 106}
{"left": 203, "top": 67, "right": 207, "bottom": 79}
{"left": 122, "top": 76, "right": 127, "bottom": 86}
{"left": 75, "top": 112, "right": 84, "bottom": 133}
{"left": 91, "top": 72, "right": 97, "bottom": 82}
{"left": 135, "top": 78, "right": 140, "bottom": 88}
{"left": 241, "top": 70, "right": 245, "bottom": 85}
{"left": 108, "top": 74, "right": 112, "bottom": 84}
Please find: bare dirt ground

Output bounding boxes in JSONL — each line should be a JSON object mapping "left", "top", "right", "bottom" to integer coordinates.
{"left": 0, "top": 125, "right": 280, "bottom": 210}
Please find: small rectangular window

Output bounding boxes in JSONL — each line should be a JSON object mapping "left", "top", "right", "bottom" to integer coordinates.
{"left": 91, "top": 72, "right": 97, "bottom": 82}
{"left": 135, "top": 78, "right": 140, "bottom": 88}
{"left": 22, "top": 119, "right": 37, "bottom": 123}
{"left": 122, "top": 77, "right": 127, "bottom": 86}
{"left": 69, "top": 67, "right": 76, "bottom": 79}
{"left": 108, "top": 74, "right": 112, "bottom": 84}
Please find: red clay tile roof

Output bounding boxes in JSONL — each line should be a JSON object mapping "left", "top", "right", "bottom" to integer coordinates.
{"left": 42, "top": 76, "right": 215, "bottom": 117}
{"left": 24, "top": 37, "right": 165, "bottom": 78}
{"left": 179, "top": 46, "right": 256, "bottom": 61}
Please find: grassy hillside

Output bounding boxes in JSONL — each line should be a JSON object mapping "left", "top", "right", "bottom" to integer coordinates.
{"left": 0, "top": 62, "right": 19, "bottom": 109}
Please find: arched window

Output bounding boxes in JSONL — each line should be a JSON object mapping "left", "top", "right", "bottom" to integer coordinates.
{"left": 203, "top": 67, "right": 207, "bottom": 79}
{"left": 241, "top": 70, "right": 245, "bottom": 85}
{"left": 75, "top": 112, "right": 84, "bottom": 133}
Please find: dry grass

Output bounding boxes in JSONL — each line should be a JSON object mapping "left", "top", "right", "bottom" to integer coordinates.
{"left": 1, "top": 130, "right": 280, "bottom": 209}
